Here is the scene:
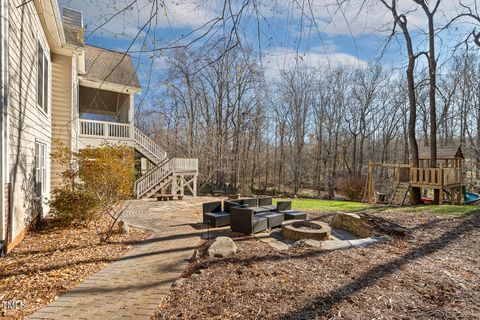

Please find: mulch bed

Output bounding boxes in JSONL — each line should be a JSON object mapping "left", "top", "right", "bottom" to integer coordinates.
{"left": 0, "top": 217, "right": 152, "bottom": 319}
{"left": 157, "top": 209, "right": 480, "bottom": 320}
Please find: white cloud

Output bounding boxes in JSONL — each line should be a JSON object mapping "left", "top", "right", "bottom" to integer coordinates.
{"left": 262, "top": 47, "right": 366, "bottom": 80}
{"left": 265, "top": 0, "right": 467, "bottom": 36}
{"left": 59, "top": 0, "right": 217, "bottom": 40}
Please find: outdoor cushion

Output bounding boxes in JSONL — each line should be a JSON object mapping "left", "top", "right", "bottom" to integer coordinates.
{"left": 280, "top": 210, "right": 307, "bottom": 220}
{"left": 242, "top": 198, "right": 258, "bottom": 207}
{"left": 249, "top": 206, "right": 271, "bottom": 214}
{"left": 260, "top": 205, "right": 277, "bottom": 211}
{"left": 256, "top": 212, "right": 284, "bottom": 229}
{"left": 276, "top": 201, "right": 292, "bottom": 212}
{"left": 224, "top": 200, "right": 243, "bottom": 213}
{"left": 258, "top": 196, "right": 273, "bottom": 206}
{"left": 204, "top": 212, "right": 230, "bottom": 228}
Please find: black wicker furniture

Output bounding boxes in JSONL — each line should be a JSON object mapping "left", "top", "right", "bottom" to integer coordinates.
{"left": 230, "top": 207, "right": 268, "bottom": 234}
{"left": 281, "top": 210, "right": 307, "bottom": 220}
{"left": 276, "top": 200, "right": 292, "bottom": 212}
{"left": 256, "top": 212, "right": 285, "bottom": 229}
{"left": 224, "top": 199, "right": 244, "bottom": 213}
{"left": 247, "top": 197, "right": 271, "bottom": 214}
{"left": 258, "top": 196, "right": 276, "bottom": 211}
{"left": 203, "top": 201, "right": 230, "bottom": 227}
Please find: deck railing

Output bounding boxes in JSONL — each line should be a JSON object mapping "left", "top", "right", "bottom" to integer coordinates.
{"left": 134, "top": 157, "right": 198, "bottom": 198}
{"left": 172, "top": 158, "right": 198, "bottom": 173}
{"left": 133, "top": 127, "right": 167, "bottom": 163}
{"left": 80, "top": 119, "right": 131, "bottom": 139}
{"left": 410, "top": 167, "right": 462, "bottom": 187}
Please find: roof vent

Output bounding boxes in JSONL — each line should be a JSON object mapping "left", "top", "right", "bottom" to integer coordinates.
{"left": 62, "top": 7, "right": 83, "bottom": 28}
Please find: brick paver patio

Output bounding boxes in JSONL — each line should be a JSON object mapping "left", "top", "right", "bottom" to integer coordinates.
{"left": 28, "top": 197, "right": 214, "bottom": 320}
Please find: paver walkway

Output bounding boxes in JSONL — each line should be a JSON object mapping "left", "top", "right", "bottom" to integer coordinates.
{"left": 28, "top": 197, "right": 214, "bottom": 320}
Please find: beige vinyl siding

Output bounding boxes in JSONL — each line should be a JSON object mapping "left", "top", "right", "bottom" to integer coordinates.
{"left": 51, "top": 53, "right": 73, "bottom": 189}
{"left": 8, "top": 0, "right": 52, "bottom": 239}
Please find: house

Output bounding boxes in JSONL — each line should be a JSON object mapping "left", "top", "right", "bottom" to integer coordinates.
{"left": 0, "top": 1, "right": 198, "bottom": 255}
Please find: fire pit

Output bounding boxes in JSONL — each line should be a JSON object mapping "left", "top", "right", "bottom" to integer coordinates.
{"left": 281, "top": 220, "right": 331, "bottom": 241}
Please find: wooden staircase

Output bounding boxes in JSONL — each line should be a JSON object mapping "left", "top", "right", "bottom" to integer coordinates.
{"left": 132, "top": 129, "right": 198, "bottom": 199}
{"left": 133, "top": 127, "right": 167, "bottom": 164}
{"left": 390, "top": 182, "right": 410, "bottom": 205}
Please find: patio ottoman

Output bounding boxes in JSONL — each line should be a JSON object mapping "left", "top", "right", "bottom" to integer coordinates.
{"left": 257, "top": 212, "right": 285, "bottom": 229}
{"left": 279, "top": 210, "right": 307, "bottom": 220}
{"left": 249, "top": 206, "right": 271, "bottom": 214}
{"left": 204, "top": 212, "right": 230, "bottom": 227}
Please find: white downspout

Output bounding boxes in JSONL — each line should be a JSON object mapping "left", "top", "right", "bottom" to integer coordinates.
{"left": 0, "top": 0, "right": 8, "bottom": 255}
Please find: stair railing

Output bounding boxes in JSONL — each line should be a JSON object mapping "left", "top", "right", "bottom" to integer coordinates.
{"left": 135, "top": 158, "right": 173, "bottom": 198}
{"left": 133, "top": 127, "right": 168, "bottom": 163}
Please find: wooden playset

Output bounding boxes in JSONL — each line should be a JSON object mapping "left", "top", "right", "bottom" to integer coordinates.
{"left": 365, "top": 146, "right": 465, "bottom": 205}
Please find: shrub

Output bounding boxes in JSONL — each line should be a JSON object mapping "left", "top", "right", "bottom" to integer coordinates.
{"left": 50, "top": 188, "right": 98, "bottom": 225}
{"left": 336, "top": 176, "right": 366, "bottom": 201}
{"left": 50, "top": 143, "right": 135, "bottom": 241}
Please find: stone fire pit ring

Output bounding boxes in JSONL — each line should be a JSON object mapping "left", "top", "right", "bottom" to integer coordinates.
{"left": 281, "top": 220, "right": 331, "bottom": 241}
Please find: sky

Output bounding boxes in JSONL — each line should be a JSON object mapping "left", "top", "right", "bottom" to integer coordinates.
{"left": 57, "top": 0, "right": 476, "bottom": 109}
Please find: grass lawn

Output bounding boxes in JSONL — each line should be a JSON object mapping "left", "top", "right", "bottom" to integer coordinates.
{"left": 274, "top": 198, "right": 479, "bottom": 216}
{"left": 274, "top": 198, "right": 372, "bottom": 212}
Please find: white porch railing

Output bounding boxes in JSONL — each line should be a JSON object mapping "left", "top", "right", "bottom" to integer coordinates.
{"left": 79, "top": 119, "right": 168, "bottom": 164}
{"left": 172, "top": 158, "right": 198, "bottom": 173}
{"left": 134, "top": 157, "right": 198, "bottom": 198}
{"left": 133, "top": 127, "right": 167, "bottom": 163}
{"left": 135, "top": 158, "right": 174, "bottom": 198}
{"left": 80, "top": 119, "right": 131, "bottom": 139}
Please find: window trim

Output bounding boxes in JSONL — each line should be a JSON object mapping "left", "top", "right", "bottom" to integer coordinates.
{"left": 35, "top": 140, "right": 47, "bottom": 197}
{"left": 36, "top": 41, "right": 49, "bottom": 116}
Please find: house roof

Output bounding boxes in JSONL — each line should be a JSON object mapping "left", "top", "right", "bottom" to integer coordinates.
{"left": 418, "top": 146, "right": 464, "bottom": 160}
{"left": 84, "top": 45, "right": 141, "bottom": 89}
{"left": 33, "top": 0, "right": 66, "bottom": 50}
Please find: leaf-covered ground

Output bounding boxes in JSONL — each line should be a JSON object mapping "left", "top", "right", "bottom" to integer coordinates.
{"left": 157, "top": 208, "right": 480, "bottom": 320}
{"left": 0, "top": 217, "right": 152, "bottom": 319}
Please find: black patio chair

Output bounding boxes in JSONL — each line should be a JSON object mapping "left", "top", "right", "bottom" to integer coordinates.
{"left": 258, "top": 196, "right": 276, "bottom": 211}
{"left": 203, "top": 201, "right": 230, "bottom": 227}
{"left": 230, "top": 207, "right": 268, "bottom": 234}
{"left": 224, "top": 199, "right": 245, "bottom": 213}
{"left": 276, "top": 200, "right": 292, "bottom": 212}
{"left": 241, "top": 197, "right": 271, "bottom": 214}
{"left": 242, "top": 198, "right": 258, "bottom": 207}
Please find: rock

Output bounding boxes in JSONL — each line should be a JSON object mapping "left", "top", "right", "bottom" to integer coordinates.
{"left": 348, "top": 235, "right": 392, "bottom": 248}
{"left": 321, "top": 240, "right": 352, "bottom": 250}
{"left": 333, "top": 196, "right": 347, "bottom": 201}
{"left": 268, "top": 241, "right": 290, "bottom": 251}
{"left": 330, "top": 212, "right": 373, "bottom": 238}
{"left": 303, "top": 239, "right": 323, "bottom": 247}
{"left": 118, "top": 220, "right": 129, "bottom": 234}
{"left": 206, "top": 237, "right": 237, "bottom": 258}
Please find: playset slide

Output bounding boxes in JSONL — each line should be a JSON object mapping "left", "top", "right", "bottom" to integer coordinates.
{"left": 464, "top": 190, "right": 480, "bottom": 204}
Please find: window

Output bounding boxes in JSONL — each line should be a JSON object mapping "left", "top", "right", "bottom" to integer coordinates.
{"left": 35, "top": 141, "right": 46, "bottom": 196}
{"left": 37, "top": 41, "right": 49, "bottom": 114}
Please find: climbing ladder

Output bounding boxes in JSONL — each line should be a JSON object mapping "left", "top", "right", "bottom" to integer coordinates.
{"left": 132, "top": 128, "right": 198, "bottom": 199}
{"left": 390, "top": 182, "right": 410, "bottom": 206}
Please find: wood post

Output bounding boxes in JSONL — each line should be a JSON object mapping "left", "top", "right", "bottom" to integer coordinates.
{"left": 439, "top": 163, "right": 443, "bottom": 205}
{"left": 193, "top": 175, "right": 197, "bottom": 197}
